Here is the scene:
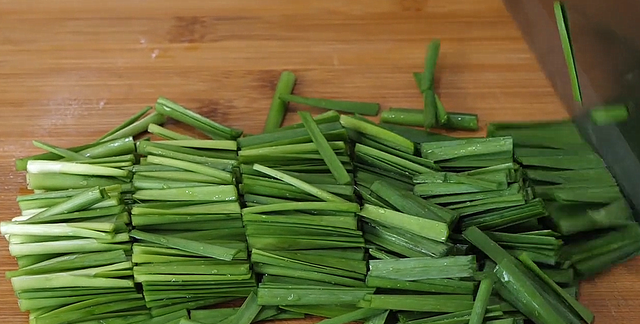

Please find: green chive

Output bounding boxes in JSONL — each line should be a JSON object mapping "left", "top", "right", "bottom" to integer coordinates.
{"left": 264, "top": 71, "right": 297, "bottom": 132}
{"left": 358, "top": 204, "right": 449, "bottom": 242}
{"left": 97, "top": 106, "right": 153, "bottom": 141}
{"left": 155, "top": 97, "right": 243, "bottom": 139}
{"left": 553, "top": 1, "right": 581, "bottom": 103}
{"left": 279, "top": 111, "right": 341, "bottom": 131}
{"left": 100, "top": 112, "right": 166, "bottom": 142}
{"left": 368, "top": 256, "right": 476, "bottom": 280}
{"left": 299, "top": 111, "right": 351, "bottom": 184}
{"left": 253, "top": 164, "right": 347, "bottom": 202}
{"left": 146, "top": 156, "right": 233, "bottom": 183}
{"left": 590, "top": 104, "right": 629, "bottom": 125}
{"left": 340, "top": 115, "right": 415, "bottom": 154}
{"left": 132, "top": 185, "right": 237, "bottom": 202}
{"left": 280, "top": 94, "right": 380, "bottom": 116}
{"left": 32, "top": 140, "right": 90, "bottom": 161}
{"left": 421, "top": 39, "right": 441, "bottom": 92}
{"left": 148, "top": 124, "right": 195, "bottom": 140}
{"left": 130, "top": 230, "right": 240, "bottom": 261}
{"left": 469, "top": 262, "right": 496, "bottom": 324}
{"left": 423, "top": 90, "right": 437, "bottom": 129}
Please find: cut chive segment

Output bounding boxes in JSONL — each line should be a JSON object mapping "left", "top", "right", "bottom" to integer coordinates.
{"left": 130, "top": 230, "right": 240, "bottom": 261}
{"left": 97, "top": 106, "right": 152, "bottom": 141}
{"left": 299, "top": 111, "right": 351, "bottom": 185}
{"left": 155, "top": 97, "right": 243, "bottom": 139}
{"left": 99, "top": 112, "right": 167, "bottom": 142}
{"left": 264, "top": 71, "right": 297, "bottom": 133}
{"left": 280, "top": 94, "right": 380, "bottom": 116}
{"left": 340, "top": 115, "right": 415, "bottom": 154}
{"left": 148, "top": 124, "right": 196, "bottom": 140}
{"left": 253, "top": 164, "right": 347, "bottom": 203}
{"left": 358, "top": 204, "right": 449, "bottom": 242}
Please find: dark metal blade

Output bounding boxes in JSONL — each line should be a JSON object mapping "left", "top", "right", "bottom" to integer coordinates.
{"left": 503, "top": 0, "right": 640, "bottom": 218}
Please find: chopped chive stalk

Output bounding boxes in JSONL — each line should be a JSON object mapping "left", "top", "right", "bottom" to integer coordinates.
{"left": 146, "top": 156, "right": 233, "bottom": 183}
{"left": 280, "top": 94, "right": 380, "bottom": 116}
{"left": 590, "top": 104, "right": 629, "bottom": 125}
{"left": 469, "top": 262, "right": 496, "bottom": 324}
{"left": 421, "top": 39, "right": 441, "bottom": 92}
{"left": 370, "top": 180, "right": 445, "bottom": 222}
{"left": 25, "top": 187, "right": 107, "bottom": 222}
{"left": 253, "top": 164, "right": 347, "bottom": 202}
{"left": 133, "top": 185, "right": 237, "bottom": 202}
{"left": 264, "top": 71, "right": 297, "bottom": 132}
{"left": 32, "top": 140, "right": 90, "bottom": 161}
{"left": 358, "top": 204, "right": 449, "bottom": 242}
{"left": 340, "top": 115, "right": 415, "bottom": 154}
{"left": 148, "top": 123, "right": 196, "bottom": 140}
{"left": 368, "top": 256, "right": 476, "bottom": 280}
{"left": 317, "top": 308, "right": 386, "bottom": 324}
{"left": 554, "top": 1, "right": 581, "bottom": 103}
{"left": 358, "top": 294, "right": 474, "bottom": 312}
{"left": 257, "top": 287, "right": 373, "bottom": 305}
{"left": 97, "top": 106, "right": 153, "bottom": 141}
{"left": 423, "top": 90, "right": 437, "bottom": 129}
{"left": 26, "top": 160, "right": 131, "bottom": 178}
{"left": 434, "top": 94, "right": 449, "bottom": 126}
{"left": 156, "top": 140, "right": 237, "bottom": 150}
{"left": 130, "top": 230, "right": 240, "bottom": 261}
{"left": 447, "top": 112, "right": 479, "bottom": 131}
{"left": 518, "top": 254, "right": 594, "bottom": 323}
{"left": 380, "top": 109, "right": 423, "bottom": 127}
{"left": 155, "top": 97, "right": 243, "bottom": 139}
{"left": 100, "top": 112, "right": 167, "bottom": 142}
{"left": 299, "top": 111, "right": 351, "bottom": 184}
{"left": 421, "top": 137, "right": 513, "bottom": 161}
{"left": 279, "top": 110, "right": 341, "bottom": 131}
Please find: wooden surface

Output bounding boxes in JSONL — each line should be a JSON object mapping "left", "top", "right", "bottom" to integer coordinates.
{"left": 0, "top": 1, "right": 639, "bottom": 323}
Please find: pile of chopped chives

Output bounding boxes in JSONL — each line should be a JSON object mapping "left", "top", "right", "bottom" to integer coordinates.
{"left": 3, "top": 36, "right": 637, "bottom": 324}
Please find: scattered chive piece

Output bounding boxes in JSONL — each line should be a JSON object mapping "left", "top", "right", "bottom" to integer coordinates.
{"left": 423, "top": 90, "right": 438, "bottom": 129}
{"left": 253, "top": 164, "right": 348, "bottom": 203}
{"left": 155, "top": 97, "right": 243, "bottom": 139}
{"left": 32, "top": 140, "right": 90, "bottom": 161}
{"left": 299, "top": 111, "right": 351, "bottom": 184}
{"left": 434, "top": 94, "right": 449, "bottom": 126}
{"left": 97, "top": 106, "right": 152, "bottom": 141}
{"left": 421, "top": 39, "right": 441, "bottom": 92}
{"left": 447, "top": 112, "right": 479, "bottom": 131}
{"left": 280, "top": 94, "right": 380, "bottom": 116}
{"left": 340, "top": 115, "right": 415, "bottom": 154}
{"left": 148, "top": 124, "right": 196, "bottom": 140}
{"left": 100, "top": 112, "right": 167, "bottom": 142}
{"left": 469, "top": 262, "right": 496, "bottom": 324}
{"left": 358, "top": 204, "right": 449, "bottom": 242}
{"left": 590, "top": 104, "right": 629, "bottom": 125}
{"left": 553, "top": 1, "right": 581, "bottom": 103}
{"left": 278, "top": 110, "right": 341, "bottom": 131}
{"left": 264, "top": 71, "right": 297, "bottom": 133}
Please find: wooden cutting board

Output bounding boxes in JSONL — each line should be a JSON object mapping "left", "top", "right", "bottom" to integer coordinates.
{"left": 1, "top": 0, "right": 639, "bottom": 323}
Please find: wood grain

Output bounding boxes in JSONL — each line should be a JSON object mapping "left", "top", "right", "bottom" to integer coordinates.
{"left": 0, "top": 0, "right": 638, "bottom": 323}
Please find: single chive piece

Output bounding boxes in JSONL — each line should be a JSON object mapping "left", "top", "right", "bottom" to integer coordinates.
{"left": 135, "top": 171, "right": 229, "bottom": 185}
{"left": 368, "top": 256, "right": 476, "bottom": 280}
{"left": 590, "top": 104, "right": 629, "bottom": 125}
{"left": 340, "top": 115, "right": 415, "bottom": 154}
{"left": 100, "top": 112, "right": 167, "bottom": 142}
{"left": 447, "top": 112, "right": 479, "bottom": 131}
{"left": 156, "top": 140, "right": 237, "bottom": 150}
{"left": 381, "top": 109, "right": 423, "bottom": 127}
{"left": 469, "top": 262, "right": 496, "bottom": 324}
{"left": 423, "top": 90, "right": 437, "bottom": 129}
{"left": 139, "top": 143, "right": 236, "bottom": 170}
{"left": 14, "top": 136, "right": 135, "bottom": 171}
{"left": 317, "top": 308, "right": 386, "bottom": 324}
{"left": 25, "top": 187, "right": 107, "bottom": 222}
{"left": 366, "top": 276, "right": 475, "bottom": 295}
{"left": 257, "top": 286, "right": 374, "bottom": 305}
{"left": 155, "top": 97, "right": 243, "bottom": 139}
{"left": 280, "top": 305, "right": 360, "bottom": 318}
{"left": 421, "top": 39, "right": 441, "bottom": 92}
{"left": 32, "top": 140, "right": 90, "bottom": 161}
{"left": 26, "top": 160, "right": 131, "bottom": 178}
{"left": 420, "top": 137, "right": 513, "bottom": 161}
{"left": 363, "top": 221, "right": 452, "bottom": 258}
{"left": 358, "top": 204, "right": 449, "bottom": 242}
{"left": 217, "top": 292, "right": 262, "bottom": 324}
{"left": 133, "top": 185, "right": 237, "bottom": 202}
{"left": 279, "top": 110, "right": 341, "bottom": 131}
{"left": 148, "top": 123, "right": 196, "bottom": 140}
{"left": 379, "top": 123, "right": 455, "bottom": 143}
{"left": 546, "top": 199, "right": 633, "bottom": 235}
{"left": 358, "top": 294, "right": 474, "bottom": 312}
{"left": 1, "top": 222, "right": 114, "bottom": 239}
{"left": 146, "top": 156, "right": 233, "bottom": 183}
{"left": 280, "top": 93, "right": 380, "bottom": 116}
{"left": 299, "top": 111, "right": 351, "bottom": 184}
{"left": 356, "top": 144, "right": 437, "bottom": 175}
{"left": 553, "top": 1, "right": 581, "bottom": 103}
{"left": 434, "top": 94, "right": 449, "bottom": 126}
{"left": 264, "top": 71, "right": 297, "bottom": 133}
{"left": 97, "top": 106, "right": 153, "bottom": 141}
{"left": 130, "top": 230, "right": 240, "bottom": 261}
{"left": 370, "top": 180, "right": 445, "bottom": 222}
{"left": 239, "top": 122, "right": 344, "bottom": 149}
{"left": 253, "top": 164, "right": 347, "bottom": 202}
{"left": 518, "top": 254, "right": 594, "bottom": 323}
{"left": 240, "top": 142, "right": 345, "bottom": 158}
